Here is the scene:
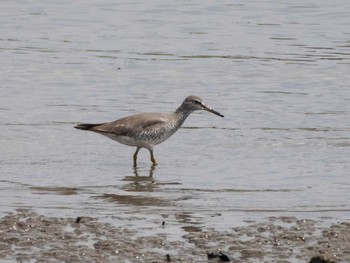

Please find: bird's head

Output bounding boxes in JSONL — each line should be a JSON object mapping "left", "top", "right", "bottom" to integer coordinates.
{"left": 181, "top": 95, "right": 224, "bottom": 117}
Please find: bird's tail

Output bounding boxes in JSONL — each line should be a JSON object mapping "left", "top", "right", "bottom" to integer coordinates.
{"left": 74, "top": 123, "right": 100, "bottom": 130}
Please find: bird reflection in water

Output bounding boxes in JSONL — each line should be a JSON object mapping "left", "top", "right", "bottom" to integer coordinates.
{"left": 121, "top": 164, "right": 157, "bottom": 192}
{"left": 133, "top": 164, "right": 156, "bottom": 178}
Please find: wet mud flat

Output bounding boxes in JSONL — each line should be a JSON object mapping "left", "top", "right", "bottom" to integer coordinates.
{"left": 0, "top": 209, "right": 349, "bottom": 263}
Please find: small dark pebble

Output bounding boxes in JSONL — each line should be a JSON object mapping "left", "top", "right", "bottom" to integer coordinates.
{"left": 207, "top": 252, "right": 231, "bottom": 262}
{"left": 75, "top": 217, "right": 82, "bottom": 223}
{"left": 309, "top": 256, "right": 335, "bottom": 263}
{"left": 166, "top": 254, "right": 171, "bottom": 262}
{"left": 207, "top": 252, "right": 218, "bottom": 259}
{"left": 218, "top": 252, "right": 231, "bottom": 262}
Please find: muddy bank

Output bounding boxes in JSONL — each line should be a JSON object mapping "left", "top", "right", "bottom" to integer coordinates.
{"left": 0, "top": 209, "right": 349, "bottom": 262}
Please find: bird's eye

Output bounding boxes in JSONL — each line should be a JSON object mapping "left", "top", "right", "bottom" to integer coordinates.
{"left": 193, "top": 100, "right": 201, "bottom": 104}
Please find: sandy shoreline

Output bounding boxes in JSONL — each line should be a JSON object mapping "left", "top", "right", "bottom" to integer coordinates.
{"left": 0, "top": 209, "right": 348, "bottom": 262}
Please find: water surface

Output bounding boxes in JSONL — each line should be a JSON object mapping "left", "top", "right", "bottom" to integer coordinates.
{"left": 1, "top": 0, "right": 350, "bottom": 261}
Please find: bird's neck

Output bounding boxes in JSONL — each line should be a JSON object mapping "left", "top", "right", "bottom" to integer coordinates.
{"left": 174, "top": 108, "right": 192, "bottom": 128}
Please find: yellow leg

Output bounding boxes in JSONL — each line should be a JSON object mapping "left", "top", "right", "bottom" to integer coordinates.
{"left": 150, "top": 149, "right": 157, "bottom": 166}
{"left": 133, "top": 147, "right": 140, "bottom": 167}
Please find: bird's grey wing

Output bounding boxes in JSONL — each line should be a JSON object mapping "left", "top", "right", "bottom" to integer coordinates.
{"left": 88, "top": 121, "right": 130, "bottom": 136}
{"left": 90, "top": 113, "right": 167, "bottom": 136}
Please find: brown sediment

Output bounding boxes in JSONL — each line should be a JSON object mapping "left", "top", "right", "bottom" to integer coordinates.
{"left": 30, "top": 186, "right": 79, "bottom": 195}
{"left": 0, "top": 209, "right": 349, "bottom": 262}
{"left": 96, "top": 193, "right": 170, "bottom": 207}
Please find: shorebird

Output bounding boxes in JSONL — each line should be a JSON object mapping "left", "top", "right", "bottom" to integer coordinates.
{"left": 74, "top": 95, "right": 224, "bottom": 166}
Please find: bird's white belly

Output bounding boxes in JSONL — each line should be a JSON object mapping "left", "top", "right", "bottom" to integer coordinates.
{"left": 102, "top": 133, "right": 156, "bottom": 149}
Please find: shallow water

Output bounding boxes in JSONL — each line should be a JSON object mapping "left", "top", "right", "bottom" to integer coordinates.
{"left": 1, "top": 0, "right": 350, "bottom": 262}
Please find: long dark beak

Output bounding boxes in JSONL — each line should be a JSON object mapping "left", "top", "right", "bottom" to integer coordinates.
{"left": 202, "top": 104, "right": 224, "bottom": 118}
